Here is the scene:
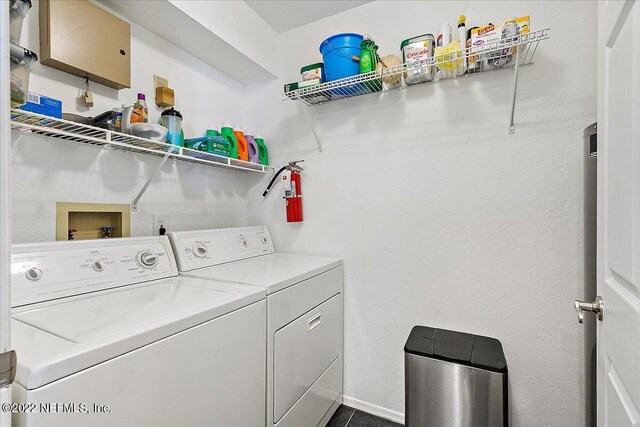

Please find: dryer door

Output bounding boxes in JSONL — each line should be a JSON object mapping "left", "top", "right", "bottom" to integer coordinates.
{"left": 273, "top": 293, "right": 341, "bottom": 423}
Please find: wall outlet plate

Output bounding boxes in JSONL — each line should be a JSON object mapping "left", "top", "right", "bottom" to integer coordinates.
{"left": 153, "top": 214, "right": 169, "bottom": 236}
{"left": 154, "top": 75, "right": 168, "bottom": 88}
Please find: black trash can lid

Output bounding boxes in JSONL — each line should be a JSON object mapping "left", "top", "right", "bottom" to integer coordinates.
{"left": 404, "top": 326, "right": 507, "bottom": 374}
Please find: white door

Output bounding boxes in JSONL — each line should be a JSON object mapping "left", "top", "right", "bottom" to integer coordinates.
{"left": 595, "top": 0, "right": 640, "bottom": 425}
{"left": 1, "top": 3, "right": 13, "bottom": 427}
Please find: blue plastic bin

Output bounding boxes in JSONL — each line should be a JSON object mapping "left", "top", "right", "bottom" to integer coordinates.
{"left": 319, "top": 33, "right": 363, "bottom": 82}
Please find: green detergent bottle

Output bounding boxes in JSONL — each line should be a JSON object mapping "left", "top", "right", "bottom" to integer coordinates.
{"left": 360, "top": 36, "right": 375, "bottom": 74}
{"left": 360, "top": 36, "right": 381, "bottom": 92}
{"left": 220, "top": 122, "right": 238, "bottom": 159}
{"left": 254, "top": 135, "right": 269, "bottom": 166}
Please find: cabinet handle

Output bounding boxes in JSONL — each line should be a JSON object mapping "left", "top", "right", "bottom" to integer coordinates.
{"left": 307, "top": 312, "right": 322, "bottom": 332}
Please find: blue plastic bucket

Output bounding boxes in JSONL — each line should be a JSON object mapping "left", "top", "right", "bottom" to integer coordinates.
{"left": 320, "top": 33, "right": 363, "bottom": 82}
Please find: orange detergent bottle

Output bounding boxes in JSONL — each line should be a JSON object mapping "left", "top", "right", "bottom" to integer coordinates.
{"left": 234, "top": 129, "right": 249, "bottom": 161}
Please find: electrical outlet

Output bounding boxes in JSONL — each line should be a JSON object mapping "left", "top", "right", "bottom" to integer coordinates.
{"left": 153, "top": 214, "right": 169, "bottom": 236}
{"left": 154, "top": 75, "right": 168, "bottom": 88}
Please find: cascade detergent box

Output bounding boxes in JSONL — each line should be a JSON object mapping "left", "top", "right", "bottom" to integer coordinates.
{"left": 470, "top": 16, "right": 531, "bottom": 55}
{"left": 19, "top": 92, "right": 63, "bottom": 118}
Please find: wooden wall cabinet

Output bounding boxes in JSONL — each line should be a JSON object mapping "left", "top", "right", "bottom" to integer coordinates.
{"left": 40, "top": 0, "right": 131, "bottom": 90}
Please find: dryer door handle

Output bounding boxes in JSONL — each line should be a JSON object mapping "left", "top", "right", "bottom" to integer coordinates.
{"left": 307, "top": 312, "right": 322, "bottom": 332}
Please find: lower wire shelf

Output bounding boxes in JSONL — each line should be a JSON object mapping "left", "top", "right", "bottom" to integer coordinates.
{"left": 10, "top": 109, "right": 275, "bottom": 174}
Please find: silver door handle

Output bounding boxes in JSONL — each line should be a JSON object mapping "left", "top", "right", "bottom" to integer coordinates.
{"left": 574, "top": 296, "right": 603, "bottom": 323}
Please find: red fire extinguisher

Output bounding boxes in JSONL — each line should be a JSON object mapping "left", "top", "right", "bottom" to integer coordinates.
{"left": 262, "top": 160, "right": 304, "bottom": 222}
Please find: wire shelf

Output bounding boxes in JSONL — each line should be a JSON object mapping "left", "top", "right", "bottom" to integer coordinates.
{"left": 284, "top": 28, "right": 550, "bottom": 105}
{"left": 10, "top": 109, "right": 275, "bottom": 174}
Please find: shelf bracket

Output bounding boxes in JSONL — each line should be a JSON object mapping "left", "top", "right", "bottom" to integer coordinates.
{"left": 302, "top": 104, "right": 323, "bottom": 153}
{"left": 131, "top": 150, "right": 172, "bottom": 212}
{"left": 508, "top": 47, "right": 522, "bottom": 134}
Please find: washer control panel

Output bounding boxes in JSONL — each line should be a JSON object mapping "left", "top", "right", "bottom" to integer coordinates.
{"left": 11, "top": 236, "right": 177, "bottom": 307}
{"left": 168, "top": 226, "right": 275, "bottom": 272}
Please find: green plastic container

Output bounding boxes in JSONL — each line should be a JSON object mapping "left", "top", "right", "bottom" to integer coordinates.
{"left": 220, "top": 122, "right": 238, "bottom": 159}
{"left": 184, "top": 136, "right": 229, "bottom": 156}
{"left": 359, "top": 38, "right": 376, "bottom": 74}
{"left": 360, "top": 37, "right": 381, "bottom": 92}
{"left": 184, "top": 138, "right": 208, "bottom": 152}
{"left": 254, "top": 135, "right": 269, "bottom": 166}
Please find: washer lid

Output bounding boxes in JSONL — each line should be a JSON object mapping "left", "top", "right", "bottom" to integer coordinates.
{"left": 184, "top": 253, "right": 342, "bottom": 294}
{"left": 12, "top": 276, "right": 265, "bottom": 389}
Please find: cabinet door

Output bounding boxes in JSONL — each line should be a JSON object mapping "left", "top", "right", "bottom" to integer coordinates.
{"left": 40, "top": 0, "right": 130, "bottom": 89}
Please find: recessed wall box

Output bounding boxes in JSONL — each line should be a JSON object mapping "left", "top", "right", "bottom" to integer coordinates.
{"left": 56, "top": 202, "right": 130, "bottom": 241}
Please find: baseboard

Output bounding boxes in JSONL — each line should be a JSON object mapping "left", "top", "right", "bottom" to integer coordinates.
{"left": 342, "top": 395, "right": 405, "bottom": 425}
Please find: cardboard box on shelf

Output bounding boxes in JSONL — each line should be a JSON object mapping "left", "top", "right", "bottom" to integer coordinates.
{"left": 19, "top": 92, "right": 62, "bottom": 118}
{"left": 471, "top": 16, "right": 530, "bottom": 55}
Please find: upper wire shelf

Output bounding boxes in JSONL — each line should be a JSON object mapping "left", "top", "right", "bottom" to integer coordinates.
{"left": 10, "top": 109, "right": 275, "bottom": 174}
{"left": 284, "top": 28, "right": 550, "bottom": 105}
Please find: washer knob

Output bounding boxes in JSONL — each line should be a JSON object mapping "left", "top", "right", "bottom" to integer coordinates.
{"left": 241, "top": 239, "right": 248, "bottom": 248}
{"left": 25, "top": 267, "right": 43, "bottom": 281}
{"left": 261, "top": 237, "right": 268, "bottom": 244}
{"left": 92, "top": 261, "right": 104, "bottom": 272}
{"left": 193, "top": 243, "right": 208, "bottom": 258}
{"left": 138, "top": 251, "right": 158, "bottom": 268}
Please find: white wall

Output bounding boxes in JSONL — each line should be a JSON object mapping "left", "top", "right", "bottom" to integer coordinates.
{"left": 244, "top": 1, "right": 596, "bottom": 425}
{"left": 12, "top": 0, "right": 271, "bottom": 243}
{"left": 170, "top": 0, "right": 279, "bottom": 77}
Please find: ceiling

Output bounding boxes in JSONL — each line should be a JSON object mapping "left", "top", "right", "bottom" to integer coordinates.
{"left": 245, "top": 0, "right": 373, "bottom": 33}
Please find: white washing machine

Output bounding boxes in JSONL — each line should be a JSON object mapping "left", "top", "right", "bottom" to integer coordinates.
{"left": 168, "top": 226, "right": 344, "bottom": 427}
{"left": 10, "top": 236, "right": 266, "bottom": 427}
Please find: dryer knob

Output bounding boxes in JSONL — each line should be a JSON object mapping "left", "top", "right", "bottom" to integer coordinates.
{"left": 138, "top": 251, "right": 158, "bottom": 268}
{"left": 261, "top": 237, "right": 268, "bottom": 244}
{"left": 25, "top": 267, "right": 43, "bottom": 281}
{"left": 193, "top": 243, "right": 208, "bottom": 258}
{"left": 92, "top": 261, "right": 104, "bottom": 272}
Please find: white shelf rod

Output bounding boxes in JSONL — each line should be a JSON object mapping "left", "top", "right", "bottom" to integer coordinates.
{"left": 130, "top": 149, "right": 172, "bottom": 212}
{"left": 509, "top": 47, "right": 522, "bottom": 134}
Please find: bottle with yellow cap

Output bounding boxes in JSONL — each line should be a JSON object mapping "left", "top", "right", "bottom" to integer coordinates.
{"left": 457, "top": 15, "right": 467, "bottom": 76}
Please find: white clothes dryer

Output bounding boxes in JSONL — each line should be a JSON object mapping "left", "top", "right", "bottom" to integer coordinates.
{"left": 169, "top": 226, "right": 344, "bottom": 427}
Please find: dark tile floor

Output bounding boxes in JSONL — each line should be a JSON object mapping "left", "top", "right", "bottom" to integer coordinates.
{"left": 327, "top": 405, "right": 403, "bottom": 427}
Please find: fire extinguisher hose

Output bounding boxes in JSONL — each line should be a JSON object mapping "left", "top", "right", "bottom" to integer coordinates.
{"left": 262, "top": 165, "right": 288, "bottom": 197}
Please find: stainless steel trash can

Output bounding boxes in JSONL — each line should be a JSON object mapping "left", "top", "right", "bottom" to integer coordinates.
{"left": 404, "top": 326, "right": 508, "bottom": 427}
